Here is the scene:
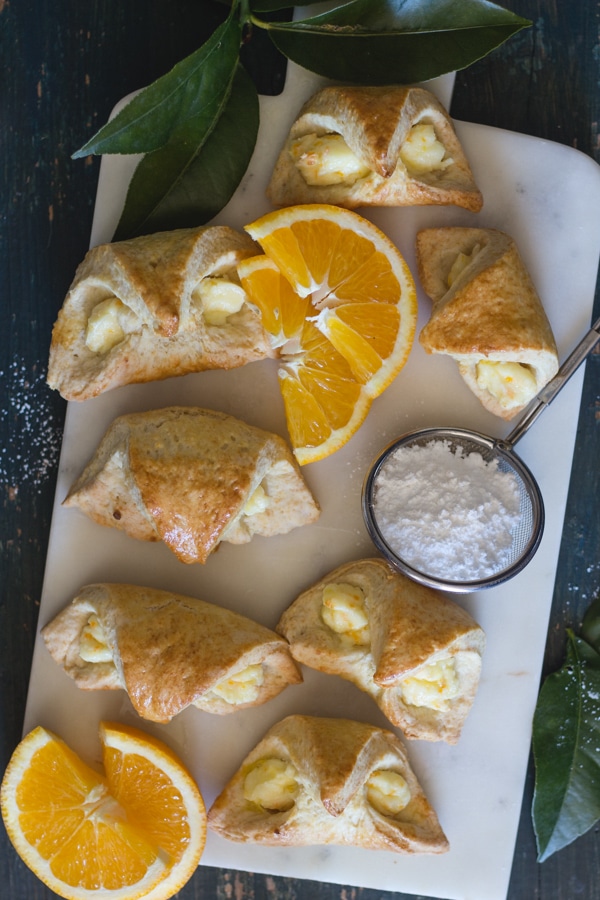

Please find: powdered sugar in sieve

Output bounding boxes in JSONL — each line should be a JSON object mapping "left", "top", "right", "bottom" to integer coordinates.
{"left": 362, "top": 316, "right": 600, "bottom": 592}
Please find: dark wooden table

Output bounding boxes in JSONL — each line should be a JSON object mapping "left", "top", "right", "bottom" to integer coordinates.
{"left": 1, "top": 2, "right": 598, "bottom": 898}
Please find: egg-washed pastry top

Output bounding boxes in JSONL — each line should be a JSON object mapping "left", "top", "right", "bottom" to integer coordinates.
{"left": 47, "top": 225, "right": 274, "bottom": 400}
{"left": 417, "top": 227, "right": 559, "bottom": 420}
{"left": 267, "top": 84, "right": 482, "bottom": 212}
{"left": 41, "top": 583, "right": 302, "bottom": 722}
{"left": 277, "top": 558, "right": 485, "bottom": 743}
{"left": 63, "top": 406, "right": 320, "bottom": 564}
{"left": 208, "top": 714, "right": 449, "bottom": 854}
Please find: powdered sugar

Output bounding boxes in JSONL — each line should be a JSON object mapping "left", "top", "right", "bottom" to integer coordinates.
{"left": 372, "top": 440, "right": 522, "bottom": 581}
{"left": 1, "top": 357, "right": 63, "bottom": 489}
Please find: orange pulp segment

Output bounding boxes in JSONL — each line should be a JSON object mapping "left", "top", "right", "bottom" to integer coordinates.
{"left": 240, "top": 205, "right": 417, "bottom": 464}
{"left": 1, "top": 722, "right": 206, "bottom": 900}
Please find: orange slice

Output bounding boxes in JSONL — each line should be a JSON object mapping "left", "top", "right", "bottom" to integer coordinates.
{"left": 1, "top": 722, "right": 206, "bottom": 900}
{"left": 240, "top": 205, "right": 417, "bottom": 464}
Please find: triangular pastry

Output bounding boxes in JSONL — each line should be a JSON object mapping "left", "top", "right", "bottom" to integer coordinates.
{"left": 47, "top": 225, "right": 274, "bottom": 400}
{"left": 417, "top": 227, "right": 559, "bottom": 420}
{"left": 208, "top": 714, "right": 449, "bottom": 854}
{"left": 63, "top": 406, "right": 320, "bottom": 564}
{"left": 276, "top": 558, "right": 484, "bottom": 743}
{"left": 41, "top": 583, "right": 302, "bottom": 722}
{"left": 267, "top": 84, "right": 482, "bottom": 211}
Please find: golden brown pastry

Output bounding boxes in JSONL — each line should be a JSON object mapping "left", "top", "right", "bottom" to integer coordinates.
{"left": 208, "top": 714, "right": 449, "bottom": 853}
{"left": 417, "top": 227, "right": 559, "bottom": 420}
{"left": 63, "top": 406, "right": 320, "bottom": 564}
{"left": 267, "top": 85, "right": 482, "bottom": 212}
{"left": 47, "top": 225, "right": 274, "bottom": 400}
{"left": 41, "top": 583, "right": 302, "bottom": 723}
{"left": 276, "top": 558, "right": 484, "bottom": 743}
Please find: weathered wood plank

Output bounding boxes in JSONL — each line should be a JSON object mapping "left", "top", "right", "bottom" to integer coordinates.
{"left": 1, "top": 2, "right": 598, "bottom": 898}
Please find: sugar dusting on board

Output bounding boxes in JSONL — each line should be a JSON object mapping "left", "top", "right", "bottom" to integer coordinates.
{"left": 1, "top": 357, "right": 63, "bottom": 489}
{"left": 373, "top": 440, "right": 521, "bottom": 581}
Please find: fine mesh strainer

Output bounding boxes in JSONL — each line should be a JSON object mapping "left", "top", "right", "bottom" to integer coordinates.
{"left": 362, "top": 316, "right": 600, "bottom": 593}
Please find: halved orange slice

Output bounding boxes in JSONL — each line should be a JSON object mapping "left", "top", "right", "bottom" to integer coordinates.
{"left": 0, "top": 722, "right": 206, "bottom": 900}
{"left": 240, "top": 205, "right": 417, "bottom": 464}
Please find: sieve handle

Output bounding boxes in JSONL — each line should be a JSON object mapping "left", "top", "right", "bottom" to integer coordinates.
{"left": 505, "top": 315, "right": 600, "bottom": 447}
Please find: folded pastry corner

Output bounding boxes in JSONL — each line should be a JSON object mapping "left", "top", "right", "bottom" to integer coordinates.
{"left": 208, "top": 714, "right": 449, "bottom": 854}
{"left": 47, "top": 225, "right": 274, "bottom": 401}
{"left": 277, "top": 558, "right": 485, "bottom": 743}
{"left": 417, "top": 227, "right": 559, "bottom": 420}
{"left": 41, "top": 583, "right": 302, "bottom": 722}
{"left": 267, "top": 84, "right": 482, "bottom": 212}
{"left": 63, "top": 406, "right": 320, "bottom": 564}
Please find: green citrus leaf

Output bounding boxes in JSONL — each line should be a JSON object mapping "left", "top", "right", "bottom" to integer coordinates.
{"left": 532, "top": 631, "right": 600, "bottom": 862}
{"left": 251, "top": 0, "right": 322, "bottom": 10}
{"left": 113, "top": 63, "right": 259, "bottom": 240}
{"left": 72, "top": 4, "right": 243, "bottom": 158}
{"left": 257, "top": 0, "right": 531, "bottom": 84}
{"left": 581, "top": 594, "right": 600, "bottom": 654}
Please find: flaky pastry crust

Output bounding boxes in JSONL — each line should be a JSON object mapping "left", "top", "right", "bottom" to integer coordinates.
{"left": 47, "top": 225, "right": 274, "bottom": 400}
{"left": 417, "top": 227, "right": 559, "bottom": 419}
{"left": 267, "top": 85, "right": 482, "bottom": 211}
{"left": 63, "top": 406, "right": 320, "bottom": 564}
{"left": 277, "top": 558, "right": 485, "bottom": 743}
{"left": 41, "top": 583, "right": 302, "bottom": 722}
{"left": 208, "top": 714, "right": 449, "bottom": 854}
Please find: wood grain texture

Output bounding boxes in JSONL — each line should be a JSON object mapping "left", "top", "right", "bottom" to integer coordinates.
{"left": 1, "top": 1, "right": 598, "bottom": 898}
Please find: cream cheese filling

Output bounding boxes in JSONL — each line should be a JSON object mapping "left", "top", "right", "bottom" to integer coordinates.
{"left": 399, "top": 122, "right": 453, "bottom": 176}
{"left": 400, "top": 657, "right": 460, "bottom": 710}
{"left": 320, "top": 582, "right": 370, "bottom": 646}
{"left": 79, "top": 614, "right": 113, "bottom": 664}
{"left": 209, "top": 663, "right": 264, "bottom": 705}
{"left": 193, "top": 274, "right": 248, "bottom": 326}
{"left": 242, "top": 483, "right": 270, "bottom": 517}
{"left": 366, "top": 769, "right": 411, "bottom": 817}
{"left": 290, "top": 121, "right": 452, "bottom": 190}
{"left": 85, "top": 297, "right": 140, "bottom": 354}
{"left": 476, "top": 360, "right": 538, "bottom": 409}
{"left": 243, "top": 758, "right": 299, "bottom": 812}
{"left": 447, "top": 243, "right": 482, "bottom": 287}
{"left": 289, "top": 132, "right": 371, "bottom": 186}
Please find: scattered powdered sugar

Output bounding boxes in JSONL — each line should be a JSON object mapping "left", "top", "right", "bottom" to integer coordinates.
{"left": 373, "top": 440, "right": 522, "bottom": 581}
{"left": 1, "top": 357, "right": 64, "bottom": 489}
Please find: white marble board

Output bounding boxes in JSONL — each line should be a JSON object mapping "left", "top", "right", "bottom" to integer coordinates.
{"left": 24, "top": 64, "right": 600, "bottom": 900}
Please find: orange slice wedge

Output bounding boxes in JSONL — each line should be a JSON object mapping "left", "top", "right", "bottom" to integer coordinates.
{"left": 240, "top": 205, "right": 417, "bottom": 464}
{"left": 1, "top": 722, "right": 206, "bottom": 900}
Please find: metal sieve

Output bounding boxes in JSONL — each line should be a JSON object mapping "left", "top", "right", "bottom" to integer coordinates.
{"left": 362, "top": 315, "right": 600, "bottom": 593}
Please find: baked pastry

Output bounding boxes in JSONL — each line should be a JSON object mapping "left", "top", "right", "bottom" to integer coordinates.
{"left": 267, "top": 85, "right": 482, "bottom": 212}
{"left": 276, "top": 558, "right": 484, "bottom": 743}
{"left": 47, "top": 225, "right": 274, "bottom": 400}
{"left": 417, "top": 227, "right": 559, "bottom": 420}
{"left": 41, "top": 583, "right": 302, "bottom": 722}
{"left": 63, "top": 406, "right": 320, "bottom": 564}
{"left": 208, "top": 714, "right": 449, "bottom": 854}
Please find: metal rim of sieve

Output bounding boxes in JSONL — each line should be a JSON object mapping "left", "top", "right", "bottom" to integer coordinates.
{"left": 362, "top": 427, "right": 545, "bottom": 593}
